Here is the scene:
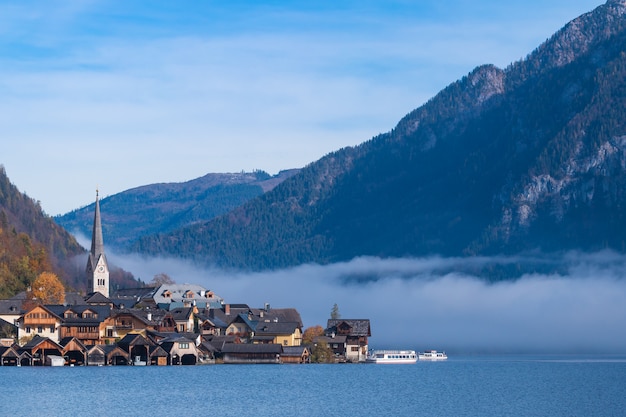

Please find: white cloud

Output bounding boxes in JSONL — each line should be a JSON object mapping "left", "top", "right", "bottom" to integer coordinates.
{"left": 103, "top": 248, "right": 626, "bottom": 354}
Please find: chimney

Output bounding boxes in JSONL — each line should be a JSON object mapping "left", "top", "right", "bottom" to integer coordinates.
{"left": 225, "top": 304, "right": 231, "bottom": 315}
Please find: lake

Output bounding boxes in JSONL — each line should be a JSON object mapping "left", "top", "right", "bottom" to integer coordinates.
{"left": 1, "top": 355, "right": 625, "bottom": 417}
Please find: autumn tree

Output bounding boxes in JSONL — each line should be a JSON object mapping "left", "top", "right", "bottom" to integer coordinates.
{"left": 303, "top": 325, "right": 335, "bottom": 363}
{"left": 302, "top": 325, "right": 325, "bottom": 345}
{"left": 150, "top": 272, "right": 175, "bottom": 286}
{"left": 30, "top": 272, "right": 65, "bottom": 304}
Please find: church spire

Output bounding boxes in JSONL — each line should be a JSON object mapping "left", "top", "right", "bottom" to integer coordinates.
{"left": 86, "top": 189, "right": 109, "bottom": 297}
{"left": 90, "top": 189, "right": 104, "bottom": 259}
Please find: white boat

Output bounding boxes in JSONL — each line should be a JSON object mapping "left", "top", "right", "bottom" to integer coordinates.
{"left": 418, "top": 350, "right": 447, "bottom": 360}
{"left": 45, "top": 355, "right": 66, "bottom": 366}
{"left": 366, "top": 350, "right": 417, "bottom": 364}
{"left": 133, "top": 356, "right": 147, "bottom": 366}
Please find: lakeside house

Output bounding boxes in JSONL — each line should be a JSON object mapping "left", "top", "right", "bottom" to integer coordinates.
{"left": 314, "top": 319, "right": 371, "bottom": 363}
{"left": 1, "top": 291, "right": 369, "bottom": 366}
{"left": 0, "top": 294, "right": 309, "bottom": 366}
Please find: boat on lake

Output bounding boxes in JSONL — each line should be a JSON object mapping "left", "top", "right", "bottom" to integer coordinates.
{"left": 133, "top": 356, "right": 147, "bottom": 366}
{"left": 418, "top": 350, "right": 447, "bottom": 360}
{"left": 366, "top": 350, "right": 417, "bottom": 364}
{"left": 45, "top": 355, "right": 66, "bottom": 366}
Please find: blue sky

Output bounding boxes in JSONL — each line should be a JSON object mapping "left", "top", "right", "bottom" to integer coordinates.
{"left": 1, "top": 0, "right": 603, "bottom": 215}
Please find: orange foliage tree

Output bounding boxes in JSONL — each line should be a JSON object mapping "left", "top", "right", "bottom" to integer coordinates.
{"left": 31, "top": 272, "right": 65, "bottom": 304}
{"left": 302, "top": 324, "right": 325, "bottom": 345}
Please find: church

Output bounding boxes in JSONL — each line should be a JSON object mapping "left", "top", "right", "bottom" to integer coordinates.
{"left": 85, "top": 190, "right": 109, "bottom": 297}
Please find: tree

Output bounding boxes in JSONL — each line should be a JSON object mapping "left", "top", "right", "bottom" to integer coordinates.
{"left": 302, "top": 325, "right": 325, "bottom": 345}
{"left": 0, "top": 319, "right": 16, "bottom": 339}
{"left": 310, "top": 341, "right": 334, "bottom": 363}
{"left": 150, "top": 272, "right": 175, "bottom": 286}
{"left": 30, "top": 272, "right": 65, "bottom": 304}
{"left": 19, "top": 333, "right": 36, "bottom": 346}
{"left": 330, "top": 303, "right": 340, "bottom": 319}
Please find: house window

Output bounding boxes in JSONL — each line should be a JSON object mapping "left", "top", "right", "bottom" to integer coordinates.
{"left": 50, "top": 326, "right": 55, "bottom": 333}
{"left": 178, "top": 324, "right": 186, "bottom": 332}
{"left": 283, "top": 340, "right": 288, "bottom": 346}
{"left": 179, "top": 342, "right": 189, "bottom": 349}
{"left": 38, "top": 326, "right": 43, "bottom": 333}
{"left": 26, "top": 326, "right": 31, "bottom": 333}
{"left": 351, "top": 346, "right": 359, "bottom": 352}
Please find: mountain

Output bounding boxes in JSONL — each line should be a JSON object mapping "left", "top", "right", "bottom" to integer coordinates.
{"left": 133, "top": 1, "right": 626, "bottom": 271}
{"left": 0, "top": 167, "right": 145, "bottom": 294}
{"left": 0, "top": 166, "right": 84, "bottom": 296}
{"left": 55, "top": 169, "right": 299, "bottom": 250}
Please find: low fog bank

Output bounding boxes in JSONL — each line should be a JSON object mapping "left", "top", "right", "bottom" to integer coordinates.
{"left": 104, "top": 246, "right": 626, "bottom": 354}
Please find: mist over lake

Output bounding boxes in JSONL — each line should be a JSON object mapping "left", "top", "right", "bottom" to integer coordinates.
{"left": 105, "top": 247, "right": 626, "bottom": 354}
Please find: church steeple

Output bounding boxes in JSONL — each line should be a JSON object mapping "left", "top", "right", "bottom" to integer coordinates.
{"left": 86, "top": 189, "right": 109, "bottom": 297}
{"left": 91, "top": 189, "right": 105, "bottom": 259}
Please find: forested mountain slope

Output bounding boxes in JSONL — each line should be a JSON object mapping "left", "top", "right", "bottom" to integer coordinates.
{"left": 134, "top": 1, "right": 626, "bottom": 271}
{"left": 0, "top": 166, "right": 84, "bottom": 296}
{"left": 56, "top": 170, "right": 298, "bottom": 250}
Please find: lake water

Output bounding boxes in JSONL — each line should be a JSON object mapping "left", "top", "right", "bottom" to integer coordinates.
{"left": 1, "top": 355, "right": 625, "bottom": 417}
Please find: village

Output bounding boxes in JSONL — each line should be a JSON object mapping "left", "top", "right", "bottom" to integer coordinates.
{"left": 0, "top": 193, "right": 372, "bottom": 367}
